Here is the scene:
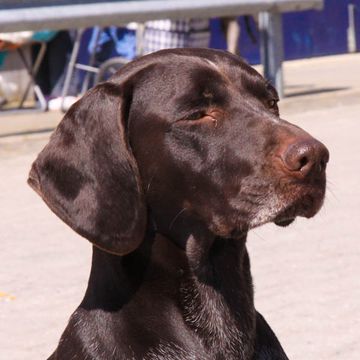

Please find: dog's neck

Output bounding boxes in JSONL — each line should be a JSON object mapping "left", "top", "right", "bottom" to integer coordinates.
{"left": 180, "top": 232, "right": 256, "bottom": 359}
{"left": 82, "top": 228, "right": 255, "bottom": 359}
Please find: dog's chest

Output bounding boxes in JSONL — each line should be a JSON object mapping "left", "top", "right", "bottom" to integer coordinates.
{"left": 142, "top": 321, "right": 254, "bottom": 360}
{"left": 143, "top": 237, "right": 256, "bottom": 359}
{"left": 144, "top": 337, "right": 252, "bottom": 360}
{"left": 170, "top": 276, "right": 255, "bottom": 360}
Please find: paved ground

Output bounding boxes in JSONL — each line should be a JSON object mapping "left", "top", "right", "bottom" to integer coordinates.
{"left": 1, "top": 54, "right": 360, "bottom": 359}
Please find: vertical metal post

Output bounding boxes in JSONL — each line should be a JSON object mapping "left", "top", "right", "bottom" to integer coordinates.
{"left": 81, "top": 27, "right": 101, "bottom": 94}
{"left": 135, "top": 22, "right": 145, "bottom": 57}
{"left": 61, "top": 28, "right": 84, "bottom": 112}
{"left": 347, "top": 3, "right": 357, "bottom": 53}
{"left": 259, "top": 11, "right": 284, "bottom": 98}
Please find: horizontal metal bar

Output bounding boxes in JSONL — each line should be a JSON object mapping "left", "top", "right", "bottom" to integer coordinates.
{"left": 0, "top": 0, "right": 323, "bottom": 33}
{"left": 75, "top": 63, "right": 99, "bottom": 73}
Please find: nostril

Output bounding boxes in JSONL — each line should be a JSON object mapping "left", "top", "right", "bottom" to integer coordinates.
{"left": 316, "top": 145, "right": 329, "bottom": 174}
{"left": 320, "top": 147, "right": 330, "bottom": 170}
{"left": 319, "top": 159, "right": 326, "bottom": 173}
{"left": 298, "top": 156, "right": 309, "bottom": 171}
{"left": 281, "top": 143, "right": 312, "bottom": 172}
{"left": 281, "top": 138, "right": 329, "bottom": 177}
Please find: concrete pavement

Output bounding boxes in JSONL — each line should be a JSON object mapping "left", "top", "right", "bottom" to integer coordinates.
{"left": 1, "top": 53, "right": 360, "bottom": 359}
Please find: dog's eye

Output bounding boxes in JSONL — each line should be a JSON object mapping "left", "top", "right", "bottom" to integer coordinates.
{"left": 268, "top": 99, "right": 278, "bottom": 109}
{"left": 185, "top": 111, "right": 206, "bottom": 121}
{"left": 267, "top": 99, "right": 279, "bottom": 116}
{"left": 177, "top": 110, "right": 219, "bottom": 127}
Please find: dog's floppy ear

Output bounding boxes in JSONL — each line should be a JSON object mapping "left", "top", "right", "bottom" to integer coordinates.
{"left": 28, "top": 80, "right": 146, "bottom": 255}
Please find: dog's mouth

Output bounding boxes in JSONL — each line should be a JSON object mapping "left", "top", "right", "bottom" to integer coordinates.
{"left": 246, "top": 181, "right": 326, "bottom": 230}
{"left": 273, "top": 186, "right": 326, "bottom": 227}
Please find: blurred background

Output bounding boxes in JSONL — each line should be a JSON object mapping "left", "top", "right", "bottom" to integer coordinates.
{"left": 0, "top": 0, "right": 359, "bottom": 359}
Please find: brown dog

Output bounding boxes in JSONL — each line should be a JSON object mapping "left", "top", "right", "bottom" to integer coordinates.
{"left": 28, "top": 49, "right": 329, "bottom": 359}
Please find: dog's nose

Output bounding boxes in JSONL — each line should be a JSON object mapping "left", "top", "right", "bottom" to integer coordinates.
{"left": 281, "top": 138, "right": 329, "bottom": 177}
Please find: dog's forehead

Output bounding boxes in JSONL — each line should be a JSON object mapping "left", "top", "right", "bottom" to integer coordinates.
{"left": 155, "top": 51, "right": 275, "bottom": 101}
{"left": 128, "top": 49, "right": 278, "bottom": 120}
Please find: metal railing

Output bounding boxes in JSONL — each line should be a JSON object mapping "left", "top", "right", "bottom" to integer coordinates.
{"left": 0, "top": 0, "right": 324, "bottom": 97}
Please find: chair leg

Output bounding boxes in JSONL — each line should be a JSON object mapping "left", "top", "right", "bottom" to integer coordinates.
{"left": 17, "top": 43, "right": 47, "bottom": 110}
{"left": 33, "top": 84, "right": 47, "bottom": 111}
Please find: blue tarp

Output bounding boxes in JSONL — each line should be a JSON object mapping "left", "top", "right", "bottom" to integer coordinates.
{"left": 210, "top": 0, "right": 360, "bottom": 64}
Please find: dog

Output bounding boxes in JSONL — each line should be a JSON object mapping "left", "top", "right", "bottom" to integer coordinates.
{"left": 28, "top": 48, "right": 329, "bottom": 359}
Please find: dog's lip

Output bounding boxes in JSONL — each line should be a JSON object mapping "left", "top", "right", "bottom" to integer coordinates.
{"left": 273, "top": 189, "right": 325, "bottom": 227}
{"left": 274, "top": 217, "right": 295, "bottom": 227}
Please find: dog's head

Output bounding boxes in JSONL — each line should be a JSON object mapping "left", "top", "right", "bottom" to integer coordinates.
{"left": 28, "top": 49, "right": 329, "bottom": 255}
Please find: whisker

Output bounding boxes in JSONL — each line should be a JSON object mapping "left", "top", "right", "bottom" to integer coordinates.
{"left": 250, "top": 230, "right": 266, "bottom": 242}
{"left": 326, "top": 187, "right": 338, "bottom": 202}
{"left": 146, "top": 175, "right": 155, "bottom": 193}
{"left": 169, "top": 208, "right": 187, "bottom": 230}
{"left": 325, "top": 178, "right": 339, "bottom": 202}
